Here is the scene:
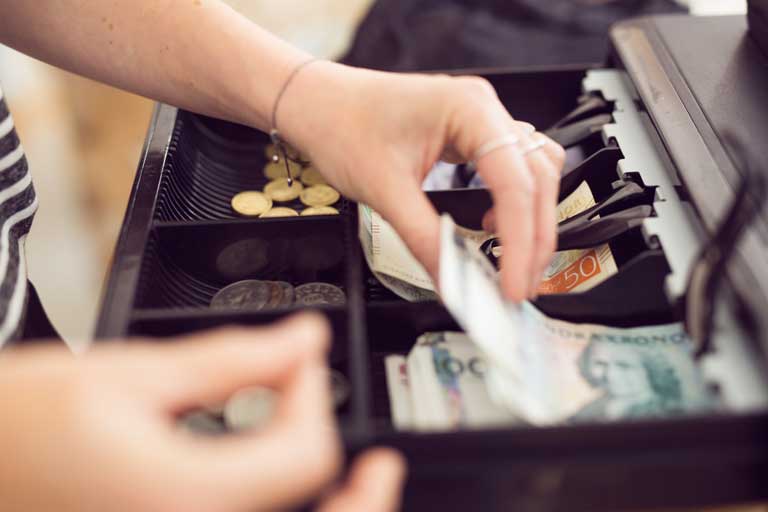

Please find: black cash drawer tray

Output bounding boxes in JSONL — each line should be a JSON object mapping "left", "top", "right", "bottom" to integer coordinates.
{"left": 97, "top": 60, "right": 768, "bottom": 511}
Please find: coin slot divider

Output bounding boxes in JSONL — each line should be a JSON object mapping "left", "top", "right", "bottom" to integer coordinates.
{"left": 484, "top": 67, "right": 593, "bottom": 129}
{"left": 560, "top": 145, "right": 624, "bottom": 201}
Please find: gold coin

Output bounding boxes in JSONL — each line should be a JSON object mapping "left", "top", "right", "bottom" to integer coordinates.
{"left": 264, "top": 179, "right": 304, "bottom": 202}
{"left": 300, "top": 166, "right": 327, "bottom": 186}
{"left": 300, "top": 185, "right": 341, "bottom": 207}
{"left": 263, "top": 160, "right": 303, "bottom": 181}
{"left": 301, "top": 206, "right": 340, "bottom": 216}
{"left": 260, "top": 207, "right": 300, "bottom": 218}
{"left": 231, "top": 191, "right": 273, "bottom": 217}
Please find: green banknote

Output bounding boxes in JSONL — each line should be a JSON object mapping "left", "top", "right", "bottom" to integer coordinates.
{"left": 438, "top": 214, "right": 716, "bottom": 425}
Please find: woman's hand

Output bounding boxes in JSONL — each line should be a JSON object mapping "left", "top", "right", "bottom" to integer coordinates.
{"left": 0, "top": 313, "right": 406, "bottom": 512}
{"left": 281, "top": 63, "right": 566, "bottom": 301}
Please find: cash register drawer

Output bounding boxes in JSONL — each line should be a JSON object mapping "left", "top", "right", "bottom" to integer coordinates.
{"left": 97, "top": 14, "right": 768, "bottom": 511}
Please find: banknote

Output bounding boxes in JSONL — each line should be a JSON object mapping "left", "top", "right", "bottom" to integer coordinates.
{"left": 360, "top": 180, "right": 617, "bottom": 301}
{"left": 370, "top": 207, "right": 435, "bottom": 291}
{"left": 384, "top": 355, "right": 413, "bottom": 430}
{"left": 386, "top": 333, "right": 517, "bottom": 431}
{"left": 438, "top": 213, "right": 715, "bottom": 425}
{"left": 359, "top": 204, "right": 438, "bottom": 301}
{"left": 360, "top": 203, "right": 497, "bottom": 301}
{"left": 525, "top": 305, "right": 715, "bottom": 422}
{"left": 538, "top": 181, "right": 617, "bottom": 294}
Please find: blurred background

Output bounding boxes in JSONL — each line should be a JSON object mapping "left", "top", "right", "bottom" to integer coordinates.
{"left": 0, "top": 0, "right": 749, "bottom": 348}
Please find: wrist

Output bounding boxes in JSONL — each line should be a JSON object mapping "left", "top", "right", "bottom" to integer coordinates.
{"left": 275, "top": 60, "right": 359, "bottom": 157}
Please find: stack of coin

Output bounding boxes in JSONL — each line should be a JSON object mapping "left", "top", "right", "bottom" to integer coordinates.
{"left": 210, "top": 281, "right": 346, "bottom": 310}
{"left": 210, "top": 280, "right": 295, "bottom": 311}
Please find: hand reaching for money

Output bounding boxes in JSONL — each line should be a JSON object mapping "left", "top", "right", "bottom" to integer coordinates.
{"left": 280, "top": 63, "right": 567, "bottom": 301}
{"left": 0, "top": 313, "right": 406, "bottom": 512}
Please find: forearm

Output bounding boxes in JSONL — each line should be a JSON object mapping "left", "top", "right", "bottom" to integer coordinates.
{"left": 0, "top": 0, "right": 311, "bottom": 130}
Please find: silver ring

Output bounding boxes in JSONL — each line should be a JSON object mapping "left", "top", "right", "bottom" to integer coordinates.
{"left": 472, "top": 134, "right": 521, "bottom": 162}
{"left": 521, "top": 136, "right": 547, "bottom": 157}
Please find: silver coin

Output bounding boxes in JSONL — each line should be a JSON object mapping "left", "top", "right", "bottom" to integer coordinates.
{"left": 210, "top": 280, "right": 273, "bottom": 310}
{"left": 263, "top": 281, "right": 286, "bottom": 309}
{"left": 224, "top": 386, "right": 278, "bottom": 432}
{"left": 329, "top": 370, "right": 351, "bottom": 408}
{"left": 295, "top": 282, "right": 346, "bottom": 306}
{"left": 178, "top": 410, "right": 226, "bottom": 435}
{"left": 203, "top": 403, "right": 225, "bottom": 417}
{"left": 275, "top": 281, "right": 295, "bottom": 307}
{"left": 215, "top": 238, "right": 269, "bottom": 281}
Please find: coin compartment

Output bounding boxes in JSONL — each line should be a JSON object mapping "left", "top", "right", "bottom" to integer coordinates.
{"left": 155, "top": 111, "right": 349, "bottom": 223}
{"left": 134, "top": 218, "right": 349, "bottom": 310}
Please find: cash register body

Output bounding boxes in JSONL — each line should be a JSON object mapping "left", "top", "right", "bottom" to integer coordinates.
{"left": 97, "top": 14, "right": 768, "bottom": 512}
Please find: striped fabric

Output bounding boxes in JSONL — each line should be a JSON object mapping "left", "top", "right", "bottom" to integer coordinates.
{"left": 0, "top": 84, "right": 39, "bottom": 346}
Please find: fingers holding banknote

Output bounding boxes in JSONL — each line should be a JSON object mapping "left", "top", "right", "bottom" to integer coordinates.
{"left": 512, "top": 132, "right": 566, "bottom": 296}
{"left": 281, "top": 65, "right": 565, "bottom": 301}
{"left": 444, "top": 77, "right": 566, "bottom": 300}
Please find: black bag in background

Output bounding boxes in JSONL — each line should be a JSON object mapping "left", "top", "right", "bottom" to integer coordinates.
{"left": 749, "top": 0, "right": 768, "bottom": 56}
{"left": 341, "top": 0, "right": 685, "bottom": 71}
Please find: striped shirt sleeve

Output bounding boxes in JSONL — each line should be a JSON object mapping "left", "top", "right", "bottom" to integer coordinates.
{"left": 0, "top": 85, "right": 39, "bottom": 346}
